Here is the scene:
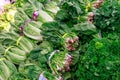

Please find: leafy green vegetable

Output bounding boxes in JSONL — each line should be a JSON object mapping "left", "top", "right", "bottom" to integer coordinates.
{"left": 23, "top": 21, "right": 43, "bottom": 41}
{"left": 5, "top": 47, "right": 26, "bottom": 64}
{"left": 75, "top": 38, "right": 120, "bottom": 80}
{"left": 44, "top": 1, "right": 60, "bottom": 14}
{"left": 94, "top": 0, "right": 120, "bottom": 32}
{"left": 1, "top": 0, "right": 120, "bottom": 80}
{"left": 74, "top": 22, "right": 97, "bottom": 35}
{"left": 0, "top": 59, "right": 17, "bottom": 80}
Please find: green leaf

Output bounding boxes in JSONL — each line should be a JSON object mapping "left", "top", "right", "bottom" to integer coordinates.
{"left": 74, "top": 22, "right": 96, "bottom": 35}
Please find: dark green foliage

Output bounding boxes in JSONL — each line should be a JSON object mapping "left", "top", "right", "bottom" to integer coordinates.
{"left": 94, "top": 0, "right": 120, "bottom": 32}
{"left": 28, "top": 42, "right": 52, "bottom": 70}
{"left": 41, "top": 22, "right": 62, "bottom": 49}
{"left": 75, "top": 38, "right": 120, "bottom": 80}
{"left": 18, "top": 63, "right": 42, "bottom": 80}
{"left": 55, "top": 0, "right": 87, "bottom": 24}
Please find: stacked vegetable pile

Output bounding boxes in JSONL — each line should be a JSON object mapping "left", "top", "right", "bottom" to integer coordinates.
{"left": 0, "top": 0, "right": 120, "bottom": 80}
